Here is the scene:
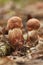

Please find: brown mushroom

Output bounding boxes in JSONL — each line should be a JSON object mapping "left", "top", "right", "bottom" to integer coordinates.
{"left": 6, "top": 16, "right": 23, "bottom": 30}
{"left": 8, "top": 28, "right": 24, "bottom": 49}
{"left": 26, "top": 18, "right": 40, "bottom": 47}
{"left": 26, "top": 18, "right": 40, "bottom": 31}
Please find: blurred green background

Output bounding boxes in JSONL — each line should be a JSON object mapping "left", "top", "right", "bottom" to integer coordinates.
{"left": 0, "top": 0, "right": 43, "bottom": 7}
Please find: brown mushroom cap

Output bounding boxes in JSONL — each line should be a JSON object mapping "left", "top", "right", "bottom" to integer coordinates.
{"left": 7, "top": 16, "right": 23, "bottom": 30}
{"left": 8, "top": 28, "right": 24, "bottom": 48}
{"left": 26, "top": 18, "right": 40, "bottom": 31}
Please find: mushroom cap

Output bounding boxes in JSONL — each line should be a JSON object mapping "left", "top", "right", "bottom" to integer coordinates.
{"left": 7, "top": 16, "right": 23, "bottom": 30}
{"left": 8, "top": 28, "right": 24, "bottom": 48}
{"left": 26, "top": 18, "right": 40, "bottom": 31}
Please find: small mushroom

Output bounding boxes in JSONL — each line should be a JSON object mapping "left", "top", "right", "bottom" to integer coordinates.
{"left": 8, "top": 28, "right": 24, "bottom": 49}
{"left": 26, "top": 18, "right": 40, "bottom": 31}
{"left": 26, "top": 18, "right": 40, "bottom": 47}
{"left": 6, "top": 16, "right": 23, "bottom": 30}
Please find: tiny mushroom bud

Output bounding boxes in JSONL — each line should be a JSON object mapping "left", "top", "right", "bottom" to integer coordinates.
{"left": 26, "top": 18, "right": 40, "bottom": 31}
{"left": 8, "top": 28, "right": 24, "bottom": 49}
{"left": 6, "top": 16, "right": 23, "bottom": 30}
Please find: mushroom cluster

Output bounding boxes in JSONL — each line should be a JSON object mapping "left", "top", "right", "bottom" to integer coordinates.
{"left": 0, "top": 16, "right": 41, "bottom": 56}
{"left": 7, "top": 17, "right": 40, "bottom": 48}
